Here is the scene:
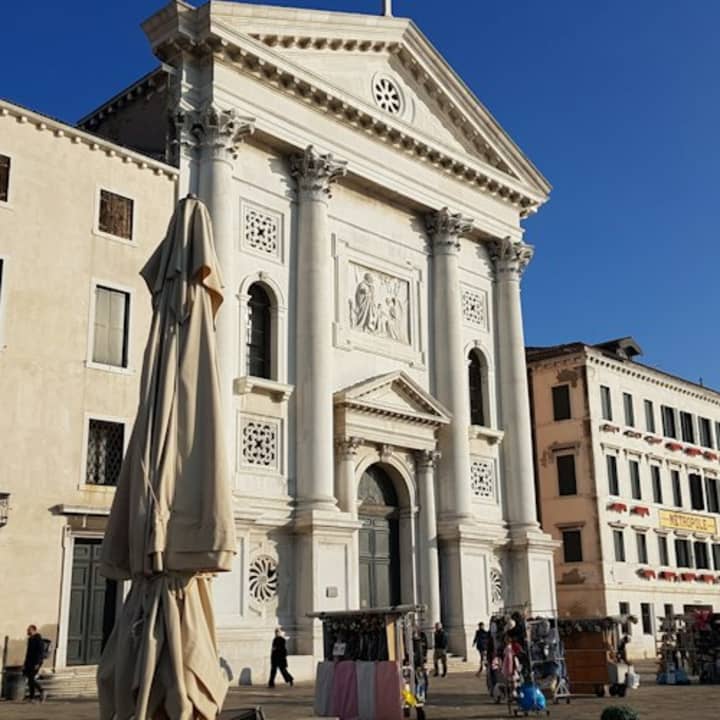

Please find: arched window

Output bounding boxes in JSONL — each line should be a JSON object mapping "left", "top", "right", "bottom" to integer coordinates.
{"left": 247, "top": 283, "right": 271, "bottom": 379}
{"left": 468, "top": 350, "right": 486, "bottom": 426}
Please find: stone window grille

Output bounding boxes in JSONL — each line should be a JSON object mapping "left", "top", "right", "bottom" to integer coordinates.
{"left": 470, "top": 459, "right": 495, "bottom": 500}
{"left": 243, "top": 206, "right": 280, "bottom": 259}
{"left": 249, "top": 555, "right": 278, "bottom": 603}
{"left": 86, "top": 419, "right": 125, "bottom": 486}
{"left": 462, "top": 289, "right": 486, "bottom": 327}
{"left": 99, "top": 189, "right": 134, "bottom": 240}
{"left": 241, "top": 418, "right": 279, "bottom": 470}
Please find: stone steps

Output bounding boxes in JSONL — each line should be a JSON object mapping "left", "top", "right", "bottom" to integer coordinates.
{"left": 40, "top": 667, "right": 98, "bottom": 699}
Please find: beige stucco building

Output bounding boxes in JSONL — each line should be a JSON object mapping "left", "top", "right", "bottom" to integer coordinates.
{"left": 0, "top": 100, "right": 177, "bottom": 683}
{"left": 1, "top": 0, "right": 558, "bottom": 690}
{"left": 528, "top": 338, "right": 720, "bottom": 659}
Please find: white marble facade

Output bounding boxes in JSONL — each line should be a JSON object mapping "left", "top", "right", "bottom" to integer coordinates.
{"left": 89, "top": 1, "right": 558, "bottom": 681}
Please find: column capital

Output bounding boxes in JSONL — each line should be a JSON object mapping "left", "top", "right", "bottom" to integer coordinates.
{"left": 489, "top": 236, "right": 534, "bottom": 278}
{"left": 290, "top": 145, "right": 347, "bottom": 200}
{"left": 336, "top": 436, "right": 363, "bottom": 460}
{"left": 416, "top": 449, "right": 441, "bottom": 470}
{"left": 426, "top": 207, "right": 474, "bottom": 254}
{"left": 170, "top": 104, "right": 255, "bottom": 163}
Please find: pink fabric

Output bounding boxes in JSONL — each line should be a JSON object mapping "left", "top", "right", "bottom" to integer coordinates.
{"left": 331, "top": 660, "right": 359, "bottom": 720}
{"left": 374, "top": 661, "right": 403, "bottom": 720}
{"left": 502, "top": 645, "right": 515, "bottom": 679}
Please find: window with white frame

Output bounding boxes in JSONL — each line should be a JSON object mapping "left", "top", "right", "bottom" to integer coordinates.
{"left": 613, "top": 529, "right": 626, "bottom": 562}
{"left": 636, "top": 531, "right": 648, "bottom": 563}
{"left": 680, "top": 411, "right": 695, "bottom": 444}
{"left": 675, "top": 538, "right": 692, "bottom": 568}
{"left": 629, "top": 460, "right": 642, "bottom": 500}
{"left": 468, "top": 350, "right": 488, "bottom": 427}
{"left": 644, "top": 399, "right": 656, "bottom": 434}
{"left": 694, "top": 541, "right": 710, "bottom": 569}
{"left": 86, "top": 418, "right": 124, "bottom": 486}
{"left": 0, "top": 154, "right": 10, "bottom": 202}
{"left": 662, "top": 405, "right": 677, "bottom": 439}
{"left": 671, "top": 469, "right": 683, "bottom": 507}
{"left": 705, "top": 476, "right": 720, "bottom": 513}
{"left": 600, "top": 385, "right": 613, "bottom": 421}
{"left": 658, "top": 534, "right": 670, "bottom": 566}
{"left": 651, "top": 465, "right": 663, "bottom": 504}
{"left": 92, "top": 285, "right": 130, "bottom": 368}
{"left": 640, "top": 602, "right": 654, "bottom": 635}
{"left": 689, "top": 473, "right": 705, "bottom": 511}
{"left": 699, "top": 417, "right": 713, "bottom": 448}
{"left": 712, "top": 543, "right": 720, "bottom": 571}
{"left": 607, "top": 455, "right": 619, "bottom": 496}
{"left": 623, "top": 392, "right": 635, "bottom": 427}
{"left": 98, "top": 189, "right": 134, "bottom": 240}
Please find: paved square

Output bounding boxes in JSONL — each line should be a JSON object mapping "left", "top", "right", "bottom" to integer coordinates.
{"left": 1, "top": 666, "right": 718, "bottom": 720}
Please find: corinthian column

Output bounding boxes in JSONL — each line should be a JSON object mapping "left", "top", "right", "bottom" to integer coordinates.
{"left": 416, "top": 450, "right": 441, "bottom": 630}
{"left": 291, "top": 146, "right": 347, "bottom": 511}
{"left": 191, "top": 106, "right": 255, "bottom": 470}
{"left": 490, "top": 237, "right": 539, "bottom": 532}
{"left": 426, "top": 208, "right": 474, "bottom": 520}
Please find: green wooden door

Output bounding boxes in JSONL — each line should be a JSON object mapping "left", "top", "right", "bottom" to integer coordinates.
{"left": 67, "top": 540, "right": 110, "bottom": 665}
{"left": 357, "top": 465, "right": 400, "bottom": 609}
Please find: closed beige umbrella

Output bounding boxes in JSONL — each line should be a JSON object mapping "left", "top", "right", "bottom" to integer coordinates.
{"left": 98, "top": 196, "right": 236, "bottom": 720}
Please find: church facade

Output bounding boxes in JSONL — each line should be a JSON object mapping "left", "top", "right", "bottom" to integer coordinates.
{"left": 0, "top": 1, "right": 557, "bottom": 685}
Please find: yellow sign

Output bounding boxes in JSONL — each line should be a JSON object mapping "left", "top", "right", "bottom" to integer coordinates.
{"left": 659, "top": 510, "right": 717, "bottom": 534}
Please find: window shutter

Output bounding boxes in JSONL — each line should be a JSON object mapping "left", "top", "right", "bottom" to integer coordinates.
{"left": 93, "top": 287, "right": 110, "bottom": 365}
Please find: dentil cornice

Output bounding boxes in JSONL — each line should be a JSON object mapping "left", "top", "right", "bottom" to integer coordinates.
{"left": 140, "top": 3, "right": 549, "bottom": 217}
{"left": 290, "top": 145, "right": 347, "bottom": 200}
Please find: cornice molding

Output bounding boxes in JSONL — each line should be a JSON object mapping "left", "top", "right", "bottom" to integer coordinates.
{"left": 0, "top": 100, "right": 178, "bottom": 179}
{"left": 140, "top": 6, "right": 548, "bottom": 216}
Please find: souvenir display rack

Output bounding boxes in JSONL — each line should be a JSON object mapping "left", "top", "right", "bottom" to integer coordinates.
{"left": 655, "top": 613, "right": 692, "bottom": 685}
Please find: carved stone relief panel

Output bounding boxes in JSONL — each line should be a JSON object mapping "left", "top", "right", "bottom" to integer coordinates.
{"left": 333, "top": 234, "right": 425, "bottom": 367}
{"left": 348, "top": 263, "right": 410, "bottom": 345}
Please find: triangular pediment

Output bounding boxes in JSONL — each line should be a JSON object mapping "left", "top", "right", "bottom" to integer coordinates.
{"left": 335, "top": 371, "right": 451, "bottom": 426}
{"left": 201, "top": 2, "right": 549, "bottom": 198}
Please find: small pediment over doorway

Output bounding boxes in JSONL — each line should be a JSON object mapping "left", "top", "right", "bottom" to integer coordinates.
{"left": 334, "top": 371, "right": 450, "bottom": 451}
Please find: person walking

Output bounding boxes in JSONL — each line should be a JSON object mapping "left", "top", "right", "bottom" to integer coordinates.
{"left": 473, "top": 622, "right": 489, "bottom": 676}
{"left": 268, "top": 628, "right": 294, "bottom": 688}
{"left": 432, "top": 622, "right": 448, "bottom": 678}
{"left": 23, "top": 625, "right": 46, "bottom": 702}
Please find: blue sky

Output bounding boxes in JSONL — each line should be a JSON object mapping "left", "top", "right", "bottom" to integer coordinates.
{"left": 3, "top": 1, "right": 719, "bottom": 386}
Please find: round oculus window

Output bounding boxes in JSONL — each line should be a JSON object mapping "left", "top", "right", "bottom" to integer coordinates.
{"left": 372, "top": 75, "right": 404, "bottom": 116}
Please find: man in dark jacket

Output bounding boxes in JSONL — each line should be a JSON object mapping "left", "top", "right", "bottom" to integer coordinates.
{"left": 432, "top": 622, "right": 448, "bottom": 677}
{"left": 472, "top": 622, "right": 489, "bottom": 676}
{"left": 23, "top": 625, "right": 46, "bottom": 702}
{"left": 268, "top": 628, "right": 294, "bottom": 688}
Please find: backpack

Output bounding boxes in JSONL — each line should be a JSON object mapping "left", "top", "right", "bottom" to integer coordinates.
{"left": 41, "top": 637, "right": 52, "bottom": 661}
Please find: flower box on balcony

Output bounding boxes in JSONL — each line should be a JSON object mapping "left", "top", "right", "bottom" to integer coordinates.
{"left": 666, "top": 442, "right": 684, "bottom": 452}
{"left": 608, "top": 502, "right": 628, "bottom": 513}
{"left": 638, "top": 568, "right": 656, "bottom": 579}
{"left": 703, "top": 451, "right": 718, "bottom": 461}
{"left": 645, "top": 435, "right": 663, "bottom": 445}
{"left": 659, "top": 570, "right": 677, "bottom": 581}
{"left": 630, "top": 505, "right": 650, "bottom": 517}
{"left": 601, "top": 423, "right": 620, "bottom": 433}
{"left": 680, "top": 572, "right": 697, "bottom": 581}
{"left": 624, "top": 429, "right": 643, "bottom": 439}
{"left": 697, "top": 574, "right": 715, "bottom": 584}
{"left": 685, "top": 447, "right": 702, "bottom": 457}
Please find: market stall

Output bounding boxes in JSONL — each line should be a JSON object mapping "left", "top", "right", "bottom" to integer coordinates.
{"left": 558, "top": 616, "right": 639, "bottom": 698}
{"left": 309, "top": 605, "right": 428, "bottom": 720}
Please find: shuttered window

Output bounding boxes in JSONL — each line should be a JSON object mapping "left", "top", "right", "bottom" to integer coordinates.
{"left": 0, "top": 154, "right": 9, "bottom": 202}
{"left": 557, "top": 454, "right": 577, "bottom": 496}
{"left": 552, "top": 385, "right": 571, "bottom": 421}
{"left": 93, "top": 286, "right": 130, "bottom": 367}
{"left": 98, "top": 189, "right": 134, "bottom": 240}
